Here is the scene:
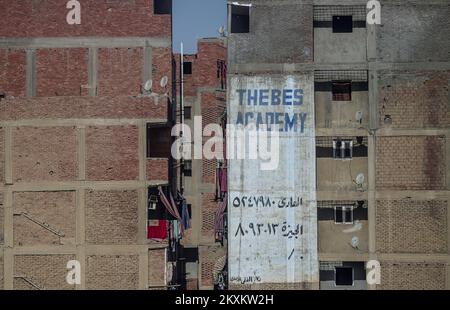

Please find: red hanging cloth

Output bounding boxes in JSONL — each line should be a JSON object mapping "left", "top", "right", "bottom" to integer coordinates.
{"left": 147, "top": 220, "right": 168, "bottom": 240}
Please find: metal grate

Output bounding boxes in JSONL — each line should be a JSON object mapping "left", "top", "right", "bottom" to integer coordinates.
{"left": 318, "top": 200, "right": 366, "bottom": 209}
{"left": 320, "top": 261, "right": 343, "bottom": 270}
{"left": 315, "top": 70, "right": 368, "bottom": 82}
{"left": 316, "top": 136, "right": 368, "bottom": 148}
{"left": 314, "top": 5, "right": 367, "bottom": 22}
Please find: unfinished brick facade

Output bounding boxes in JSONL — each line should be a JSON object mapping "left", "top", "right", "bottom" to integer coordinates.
{"left": 379, "top": 70, "right": 450, "bottom": 129}
{"left": 376, "top": 136, "right": 446, "bottom": 190}
{"left": 379, "top": 262, "right": 446, "bottom": 290}
{"left": 0, "top": 49, "right": 26, "bottom": 98}
{"left": 86, "top": 125, "right": 139, "bottom": 181}
{"left": 86, "top": 190, "right": 139, "bottom": 245}
{"left": 1, "top": 0, "right": 173, "bottom": 290}
{"left": 14, "top": 255, "right": 76, "bottom": 290}
{"left": 86, "top": 255, "right": 139, "bottom": 290}
{"left": 36, "top": 48, "right": 89, "bottom": 97}
{"left": 13, "top": 191, "right": 76, "bottom": 246}
{"left": 376, "top": 200, "right": 448, "bottom": 254}
{"left": 148, "top": 248, "right": 166, "bottom": 288}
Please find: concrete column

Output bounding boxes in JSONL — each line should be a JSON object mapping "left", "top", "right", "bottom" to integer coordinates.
{"left": 77, "top": 126, "right": 86, "bottom": 181}
{"left": 75, "top": 189, "right": 86, "bottom": 290}
{"left": 138, "top": 250, "right": 149, "bottom": 290}
{"left": 26, "top": 49, "right": 36, "bottom": 98}
{"left": 4, "top": 127, "right": 12, "bottom": 185}
{"left": 143, "top": 47, "right": 153, "bottom": 87}
{"left": 88, "top": 48, "right": 98, "bottom": 97}
{"left": 3, "top": 189, "right": 13, "bottom": 289}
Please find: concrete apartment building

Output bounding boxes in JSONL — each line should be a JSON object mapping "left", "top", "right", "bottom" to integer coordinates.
{"left": 0, "top": 0, "right": 174, "bottom": 289}
{"left": 174, "top": 38, "right": 228, "bottom": 289}
{"left": 227, "top": 0, "right": 450, "bottom": 290}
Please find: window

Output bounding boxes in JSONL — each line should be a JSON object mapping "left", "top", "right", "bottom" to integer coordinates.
{"left": 332, "top": 15, "right": 353, "bottom": 33}
{"left": 147, "top": 124, "right": 172, "bottom": 158}
{"left": 231, "top": 4, "right": 250, "bottom": 33}
{"left": 335, "top": 267, "right": 353, "bottom": 286}
{"left": 335, "top": 206, "right": 354, "bottom": 224}
{"left": 332, "top": 81, "right": 352, "bottom": 101}
{"left": 184, "top": 106, "right": 192, "bottom": 120}
{"left": 217, "top": 60, "right": 227, "bottom": 89}
{"left": 184, "top": 160, "right": 192, "bottom": 177}
{"left": 333, "top": 139, "right": 353, "bottom": 159}
{"left": 183, "top": 62, "right": 192, "bottom": 75}
{"left": 154, "top": 0, "right": 172, "bottom": 15}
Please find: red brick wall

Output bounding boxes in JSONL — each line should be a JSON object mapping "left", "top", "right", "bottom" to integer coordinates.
{"left": 147, "top": 158, "right": 169, "bottom": 182}
{"left": 0, "top": 0, "right": 171, "bottom": 38}
{"left": 12, "top": 126, "right": 78, "bottom": 182}
{"left": 194, "top": 41, "right": 227, "bottom": 88}
{"left": 376, "top": 136, "right": 446, "bottom": 190}
{"left": 379, "top": 71, "right": 450, "bottom": 128}
{"left": 13, "top": 191, "right": 76, "bottom": 246}
{"left": 86, "top": 255, "right": 139, "bottom": 290}
{"left": 86, "top": 190, "right": 138, "bottom": 244}
{"left": 152, "top": 47, "right": 172, "bottom": 96}
{"left": 376, "top": 200, "right": 448, "bottom": 254}
{"left": 0, "top": 96, "right": 168, "bottom": 121}
{"left": 0, "top": 49, "right": 26, "bottom": 98}
{"left": 86, "top": 125, "right": 139, "bottom": 181}
{"left": 36, "top": 48, "right": 88, "bottom": 97}
{"left": 98, "top": 48, "right": 143, "bottom": 96}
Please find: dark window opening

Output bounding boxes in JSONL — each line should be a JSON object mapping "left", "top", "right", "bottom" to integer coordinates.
{"left": 184, "top": 160, "right": 192, "bottom": 177}
{"left": 333, "top": 139, "right": 353, "bottom": 159}
{"left": 231, "top": 5, "right": 250, "bottom": 33}
{"left": 154, "top": 0, "right": 172, "bottom": 15}
{"left": 332, "top": 81, "right": 352, "bottom": 101}
{"left": 333, "top": 15, "right": 353, "bottom": 33}
{"left": 184, "top": 106, "right": 192, "bottom": 120}
{"left": 217, "top": 60, "right": 227, "bottom": 89}
{"left": 183, "top": 62, "right": 192, "bottom": 75}
{"left": 147, "top": 185, "right": 175, "bottom": 220}
{"left": 147, "top": 124, "right": 172, "bottom": 158}
{"left": 335, "top": 206, "right": 354, "bottom": 224}
{"left": 335, "top": 267, "right": 353, "bottom": 286}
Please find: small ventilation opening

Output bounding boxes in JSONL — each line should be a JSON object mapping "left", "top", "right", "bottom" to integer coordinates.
{"left": 231, "top": 5, "right": 250, "bottom": 33}
{"left": 183, "top": 62, "right": 192, "bottom": 75}
{"left": 154, "top": 0, "right": 172, "bottom": 15}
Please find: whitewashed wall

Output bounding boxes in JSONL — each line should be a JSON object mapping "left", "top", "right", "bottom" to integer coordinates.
{"left": 227, "top": 74, "right": 318, "bottom": 285}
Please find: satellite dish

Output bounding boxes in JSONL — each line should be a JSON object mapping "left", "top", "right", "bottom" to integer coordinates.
{"left": 218, "top": 25, "right": 226, "bottom": 36}
{"left": 355, "top": 111, "right": 363, "bottom": 122}
{"left": 355, "top": 173, "right": 365, "bottom": 185}
{"left": 143, "top": 80, "right": 153, "bottom": 92}
{"left": 160, "top": 76, "right": 168, "bottom": 88}
{"left": 351, "top": 236, "right": 359, "bottom": 248}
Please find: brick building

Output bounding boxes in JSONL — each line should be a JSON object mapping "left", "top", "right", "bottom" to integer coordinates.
{"left": 0, "top": 0, "right": 174, "bottom": 290}
{"left": 227, "top": 0, "right": 449, "bottom": 290}
{"left": 174, "top": 38, "right": 227, "bottom": 289}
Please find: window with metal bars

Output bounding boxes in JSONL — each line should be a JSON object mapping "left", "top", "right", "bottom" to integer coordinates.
{"left": 333, "top": 139, "right": 353, "bottom": 159}
{"left": 334, "top": 206, "right": 354, "bottom": 224}
{"left": 332, "top": 81, "right": 352, "bottom": 101}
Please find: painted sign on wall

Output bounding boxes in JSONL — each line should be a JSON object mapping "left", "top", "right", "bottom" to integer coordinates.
{"left": 228, "top": 74, "right": 318, "bottom": 285}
